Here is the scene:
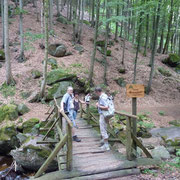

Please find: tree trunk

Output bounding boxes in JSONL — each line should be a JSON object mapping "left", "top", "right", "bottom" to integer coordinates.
{"left": 143, "top": 13, "right": 149, "bottom": 56}
{"left": 56, "top": 0, "right": 60, "bottom": 16}
{"left": 91, "top": 0, "right": 95, "bottom": 27}
{"left": 88, "top": 0, "right": 100, "bottom": 84}
{"left": 49, "top": 0, "right": 53, "bottom": 30}
{"left": 40, "top": 0, "right": 49, "bottom": 98}
{"left": 1, "top": 0, "right": 4, "bottom": 48}
{"left": 78, "top": 0, "right": 84, "bottom": 43}
{"left": 4, "top": 0, "right": 14, "bottom": 85}
{"left": 146, "top": 0, "right": 161, "bottom": 94}
{"left": 163, "top": 0, "right": 173, "bottom": 54}
{"left": 115, "top": 3, "right": 119, "bottom": 41}
{"left": 19, "top": 0, "right": 25, "bottom": 62}
{"left": 133, "top": 0, "right": 144, "bottom": 83}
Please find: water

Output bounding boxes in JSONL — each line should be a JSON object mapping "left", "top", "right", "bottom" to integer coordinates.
{"left": 0, "top": 156, "right": 29, "bottom": 180}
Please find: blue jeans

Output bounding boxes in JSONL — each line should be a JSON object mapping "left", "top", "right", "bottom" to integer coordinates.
{"left": 68, "top": 109, "right": 76, "bottom": 127}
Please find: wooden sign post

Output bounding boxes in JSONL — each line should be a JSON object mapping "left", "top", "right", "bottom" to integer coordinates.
{"left": 126, "top": 84, "right": 145, "bottom": 158}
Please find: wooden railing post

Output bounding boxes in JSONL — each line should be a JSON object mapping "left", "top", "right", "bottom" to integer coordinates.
{"left": 66, "top": 123, "right": 72, "bottom": 171}
{"left": 126, "top": 117, "right": 133, "bottom": 161}
{"left": 86, "top": 103, "right": 90, "bottom": 124}
{"left": 80, "top": 102, "right": 83, "bottom": 118}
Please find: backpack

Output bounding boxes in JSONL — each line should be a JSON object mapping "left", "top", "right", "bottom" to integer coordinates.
{"left": 101, "top": 95, "right": 115, "bottom": 120}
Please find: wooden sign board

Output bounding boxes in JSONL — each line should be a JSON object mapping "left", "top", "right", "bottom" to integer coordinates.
{"left": 126, "top": 84, "right": 145, "bottom": 98}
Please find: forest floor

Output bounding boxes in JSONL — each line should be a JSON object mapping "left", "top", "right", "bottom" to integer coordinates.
{"left": 0, "top": 2, "right": 180, "bottom": 179}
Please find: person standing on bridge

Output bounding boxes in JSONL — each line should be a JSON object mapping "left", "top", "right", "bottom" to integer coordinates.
{"left": 95, "top": 87, "right": 110, "bottom": 151}
{"left": 61, "top": 86, "right": 81, "bottom": 142}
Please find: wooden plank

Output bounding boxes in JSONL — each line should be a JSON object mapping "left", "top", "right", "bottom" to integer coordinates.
{"left": 34, "top": 134, "right": 68, "bottom": 178}
{"left": 68, "top": 168, "right": 140, "bottom": 180}
{"left": 126, "top": 84, "right": 145, "bottom": 98}
{"left": 66, "top": 123, "right": 73, "bottom": 171}
{"left": 131, "top": 132, "right": 153, "bottom": 158}
{"left": 36, "top": 141, "right": 58, "bottom": 144}
{"left": 115, "top": 111, "right": 138, "bottom": 119}
{"left": 126, "top": 117, "right": 133, "bottom": 160}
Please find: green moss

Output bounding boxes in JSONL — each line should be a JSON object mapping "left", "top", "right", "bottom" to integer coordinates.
{"left": 31, "top": 70, "right": 42, "bottom": 79}
{"left": 97, "top": 47, "right": 111, "bottom": 56}
{"left": 46, "top": 68, "right": 76, "bottom": 85}
{"left": 0, "top": 104, "right": 18, "bottom": 123}
{"left": 17, "top": 104, "right": 30, "bottom": 115}
{"left": 114, "top": 77, "right": 126, "bottom": 87}
{"left": 96, "top": 40, "right": 105, "bottom": 47}
{"left": 23, "top": 144, "right": 51, "bottom": 158}
{"left": 22, "top": 118, "right": 40, "bottom": 133}
{"left": 158, "top": 67, "right": 171, "bottom": 77}
{"left": 83, "top": 20, "right": 91, "bottom": 25}
{"left": 162, "top": 53, "right": 180, "bottom": 67}
{"left": 0, "top": 49, "right": 5, "bottom": 60}
{"left": 169, "top": 120, "right": 180, "bottom": 127}
{"left": 0, "top": 123, "right": 16, "bottom": 141}
{"left": 0, "top": 83, "right": 16, "bottom": 98}
{"left": 57, "top": 16, "right": 70, "bottom": 24}
{"left": 47, "top": 58, "right": 58, "bottom": 69}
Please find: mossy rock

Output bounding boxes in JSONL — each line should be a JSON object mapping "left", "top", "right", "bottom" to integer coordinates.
{"left": 0, "top": 123, "right": 17, "bottom": 141}
{"left": 175, "top": 65, "right": 180, "bottom": 74}
{"left": 17, "top": 103, "right": 30, "bottom": 115}
{"left": 96, "top": 40, "right": 105, "bottom": 47}
{"left": 57, "top": 15, "right": 70, "bottom": 24}
{"left": 169, "top": 120, "right": 180, "bottom": 127}
{"left": 162, "top": 53, "right": 180, "bottom": 67}
{"left": 48, "top": 43, "right": 67, "bottom": 57}
{"left": 74, "top": 45, "right": 84, "bottom": 54}
{"left": 47, "top": 58, "right": 58, "bottom": 69}
{"left": 118, "top": 67, "right": 126, "bottom": 74}
{"left": 97, "top": 47, "right": 111, "bottom": 56}
{"left": 158, "top": 67, "right": 171, "bottom": 77}
{"left": 0, "top": 49, "right": 5, "bottom": 61}
{"left": 0, "top": 104, "right": 19, "bottom": 123}
{"left": 22, "top": 118, "right": 40, "bottom": 133}
{"left": 46, "top": 81, "right": 73, "bottom": 101}
{"left": 162, "top": 136, "right": 180, "bottom": 146}
{"left": 46, "top": 68, "right": 76, "bottom": 85}
{"left": 114, "top": 77, "right": 126, "bottom": 87}
{"left": 31, "top": 70, "right": 42, "bottom": 79}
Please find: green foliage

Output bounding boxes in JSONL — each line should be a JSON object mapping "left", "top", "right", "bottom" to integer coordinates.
{"left": 0, "top": 83, "right": 16, "bottom": 98}
{"left": 141, "top": 168, "right": 157, "bottom": 177}
{"left": 159, "top": 111, "right": 165, "bottom": 116}
{"left": 14, "top": 7, "right": 28, "bottom": 15}
{"left": 70, "top": 63, "right": 83, "bottom": 68}
{"left": 158, "top": 67, "right": 172, "bottom": 77}
{"left": 137, "top": 113, "right": 155, "bottom": 129}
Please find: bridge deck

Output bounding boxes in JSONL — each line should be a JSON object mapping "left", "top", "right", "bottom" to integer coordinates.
{"left": 35, "top": 117, "right": 159, "bottom": 180}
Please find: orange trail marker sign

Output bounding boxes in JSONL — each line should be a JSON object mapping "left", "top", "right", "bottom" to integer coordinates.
{"left": 126, "top": 84, "right": 145, "bottom": 98}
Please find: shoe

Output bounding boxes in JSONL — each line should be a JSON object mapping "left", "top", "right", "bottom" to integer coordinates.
{"left": 100, "top": 144, "right": 110, "bottom": 151}
{"left": 99, "top": 139, "right": 104, "bottom": 147}
{"left": 73, "top": 135, "right": 81, "bottom": 142}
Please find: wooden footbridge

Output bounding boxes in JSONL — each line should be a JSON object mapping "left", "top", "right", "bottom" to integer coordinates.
{"left": 33, "top": 98, "right": 159, "bottom": 180}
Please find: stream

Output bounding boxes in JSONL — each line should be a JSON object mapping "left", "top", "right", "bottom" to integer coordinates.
{"left": 0, "top": 156, "right": 29, "bottom": 180}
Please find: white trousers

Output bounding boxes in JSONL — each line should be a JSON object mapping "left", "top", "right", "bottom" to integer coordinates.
{"left": 99, "top": 114, "right": 108, "bottom": 140}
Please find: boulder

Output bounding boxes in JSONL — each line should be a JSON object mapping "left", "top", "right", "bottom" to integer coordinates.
{"left": 46, "top": 81, "right": 73, "bottom": 101}
{"left": 28, "top": 91, "right": 40, "bottom": 103}
{"left": 0, "top": 49, "right": 5, "bottom": 62}
{"left": 74, "top": 44, "right": 84, "bottom": 54}
{"left": 48, "top": 43, "right": 67, "bottom": 57}
{"left": 162, "top": 53, "right": 180, "bottom": 67}
{"left": 151, "top": 146, "right": 170, "bottom": 160}
{"left": 10, "top": 136, "right": 58, "bottom": 172}
{"left": 114, "top": 77, "right": 126, "bottom": 87}
{"left": 0, "top": 123, "right": 19, "bottom": 155}
{"left": 0, "top": 104, "right": 19, "bottom": 123}
{"left": 22, "top": 118, "right": 40, "bottom": 134}
{"left": 169, "top": 120, "right": 180, "bottom": 127}
{"left": 47, "top": 58, "right": 58, "bottom": 69}
{"left": 31, "top": 70, "right": 42, "bottom": 79}
{"left": 150, "top": 127, "right": 180, "bottom": 147}
{"left": 17, "top": 104, "right": 30, "bottom": 115}
{"left": 46, "top": 68, "right": 76, "bottom": 85}
{"left": 57, "top": 16, "right": 69, "bottom": 24}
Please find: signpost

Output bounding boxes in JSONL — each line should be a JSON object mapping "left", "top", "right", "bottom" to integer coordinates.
{"left": 126, "top": 84, "right": 145, "bottom": 158}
